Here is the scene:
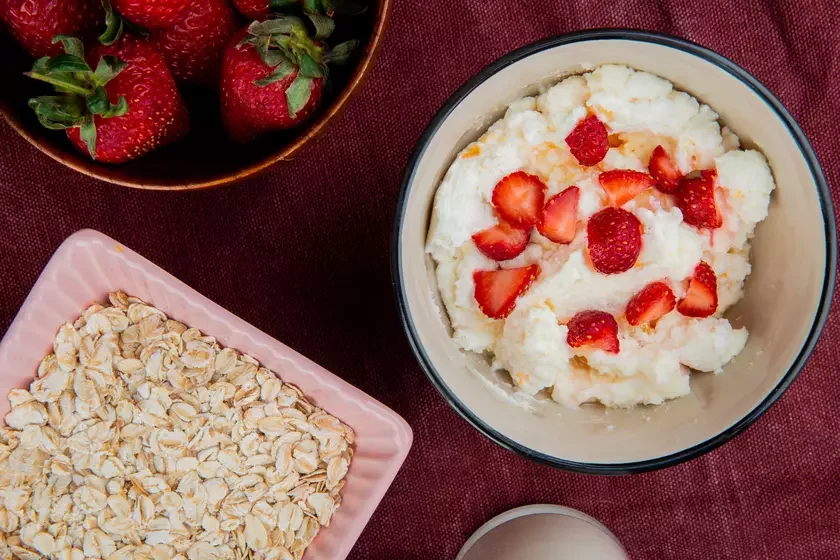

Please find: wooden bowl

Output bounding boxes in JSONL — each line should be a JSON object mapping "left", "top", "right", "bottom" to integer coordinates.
{"left": 0, "top": 0, "right": 391, "bottom": 190}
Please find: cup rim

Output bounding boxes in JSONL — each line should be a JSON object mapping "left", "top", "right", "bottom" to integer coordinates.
{"left": 391, "top": 29, "right": 838, "bottom": 474}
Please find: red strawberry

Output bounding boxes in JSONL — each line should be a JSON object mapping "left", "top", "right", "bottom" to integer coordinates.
{"left": 586, "top": 207, "right": 643, "bottom": 275}
{"left": 598, "top": 170, "right": 654, "bottom": 207}
{"left": 491, "top": 171, "right": 546, "bottom": 229}
{"left": 648, "top": 145, "right": 682, "bottom": 193}
{"left": 232, "top": 0, "right": 271, "bottom": 20}
{"left": 151, "top": 0, "right": 240, "bottom": 85}
{"left": 473, "top": 265, "right": 540, "bottom": 319}
{"left": 566, "top": 310, "right": 619, "bottom": 353}
{"left": 1, "top": 0, "right": 103, "bottom": 57}
{"left": 26, "top": 35, "right": 189, "bottom": 163}
{"left": 677, "top": 261, "right": 718, "bottom": 318}
{"left": 565, "top": 115, "right": 609, "bottom": 166}
{"left": 220, "top": 21, "right": 357, "bottom": 143}
{"left": 625, "top": 282, "right": 676, "bottom": 326}
{"left": 677, "top": 170, "right": 723, "bottom": 229}
{"left": 537, "top": 186, "right": 579, "bottom": 244}
{"left": 111, "top": 0, "right": 191, "bottom": 28}
{"left": 472, "top": 222, "right": 530, "bottom": 261}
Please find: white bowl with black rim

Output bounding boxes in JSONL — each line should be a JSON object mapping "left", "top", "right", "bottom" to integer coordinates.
{"left": 392, "top": 30, "right": 836, "bottom": 474}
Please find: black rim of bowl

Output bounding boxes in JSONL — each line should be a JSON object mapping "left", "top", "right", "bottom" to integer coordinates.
{"left": 392, "top": 29, "right": 837, "bottom": 475}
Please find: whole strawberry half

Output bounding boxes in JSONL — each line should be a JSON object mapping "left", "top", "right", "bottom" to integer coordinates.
{"left": 220, "top": 18, "right": 357, "bottom": 143}
{"left": 25, "top": 35, "right": 189, "bottom": 163}
{"left": 111, "top": 0, "right": 191, "bottom": 28}
{"left": 232, "top": 0, "right": 365, "bottom": 21}
{"left": 1, "top": 0, "right": 103, "bottom": 57}
{"left": 151, "top": 0, "right": 241, "bottom": 85}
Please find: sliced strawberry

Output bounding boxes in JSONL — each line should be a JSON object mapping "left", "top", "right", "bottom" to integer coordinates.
{"left": 626, "top": 282, "right": 676, "bottom": 326}
{"left": 537, "top": 186, "right": 579, "bottom": 244}
{"left": 472, "top": 222, "right": 530, "bottom": 261}
{"left": 565, "top": 115, "right": 609, "bottom": 166}
{"left": 566, "top": 310, "right": 620, "bottom": 353}
{"left": 586, "top": 207, "right": 643, "bottom": 275}
{"left": 677, "top": 170, "right": 723, "bottom": 229}
{"left": 677, "top": 261, "right": 718, "bottom": 318}
{"left": 473, "top": 265, "right": 540, "bottom": 319}
{"left": 598, "top": 170, "right": 655, "bottom": 206}
{"left": 648, "top": 145, "right": 682, "bottom": 194}
{"left": 492, "top": 171, "right": 546, "bottom": 229}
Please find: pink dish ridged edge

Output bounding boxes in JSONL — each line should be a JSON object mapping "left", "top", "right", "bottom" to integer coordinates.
{"left": 0, "top": 229, "right": 413, "bottom": 559}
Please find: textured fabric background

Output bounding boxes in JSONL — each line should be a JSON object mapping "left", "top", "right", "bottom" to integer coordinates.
{"left": 1, "top": 0, "right": 839, "bottom": 558}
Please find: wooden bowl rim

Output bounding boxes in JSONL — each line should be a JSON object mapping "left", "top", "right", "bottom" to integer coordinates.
{"left": 0, "top": 0, "right": 393, "bottom": 191}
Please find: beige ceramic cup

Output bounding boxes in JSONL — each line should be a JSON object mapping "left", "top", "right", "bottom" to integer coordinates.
{"left": 457, "top": 505, "right": 628, "bottom": 560}
{"left": 393, "top": 30, "right": 836, "bottom": 473}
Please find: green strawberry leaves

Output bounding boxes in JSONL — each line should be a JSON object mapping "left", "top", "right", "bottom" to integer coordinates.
{"left": 285, "top": 75, "right": 312, "bottom": 118}
{"left": 99, "top": 0, "right": 125, "bottom": 46}
{"left": 306, "top": 14, "right": 335, "bottom": 39}
{"left": 79, "top": 115, "right": 98, "bottom": 160}
{"left": 323, "top": 40, "right": 358, "bottom": 65}
{"left": 297, "top": 53, "right": 324, "bottom": 78}
{"left": 254, "top": 60, "right": 296, "bottom": 87}
{"left": 242, "top": 5, "right": 359, "bottom": 118}
{"left": 53, "top": 35, "right": 85, "bottom": 59}
{"left": 93, "top": 56, "right": 127, "bottom": 86}
{"left": 46, "top": 54, "right": 91, "bottom": 73}
{"left": 25, "top": 34, "right": 130, "bottom": 159}
{"left": 28, "top": 96, "right": 85, "bottom": 130}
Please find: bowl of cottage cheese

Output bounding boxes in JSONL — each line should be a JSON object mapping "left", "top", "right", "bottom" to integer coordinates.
{"left": 393, "top": 30, "right": 836, "bottom": 473}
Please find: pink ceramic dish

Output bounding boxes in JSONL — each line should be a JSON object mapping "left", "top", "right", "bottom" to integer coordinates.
{"left": 0, "top": 229, "right": 412, "bottom": 559}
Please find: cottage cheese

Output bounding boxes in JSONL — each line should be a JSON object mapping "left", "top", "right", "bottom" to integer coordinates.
{"left": 426, "top": 65, "right": 775, "bottom": 408}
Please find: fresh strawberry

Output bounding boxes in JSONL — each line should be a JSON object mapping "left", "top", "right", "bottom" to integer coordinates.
{"left": 232, "top": 0, "right": 364, "bottom": 21}
{"left": 565, "top": 115, "right": 609, "bottom": 166}
{"left": 111, "top": 0, "right": 191, "bottom": 28}
{"left": 566, "top": 310, "right": 619, "bottom": 353}
{"left": 626, "top": 282, "right": 676, "bottom": 326}
{"left": 220, "top": 20, "right": 357, "bottom": 143}
{"left": 648, "top": 145, "right": 682, "bottom": 193}
{"left": 1, "top": 0, "right": 103, "bottom": 57}
{"left": 677, "top": 261, "right": 718, "bottom": 318}
{"left": 472, "top": 222, "right": 530, "bottom": 261}
{"left": 598, "top": 170, "right": 654, "bottom": 206}
{"left": 151, "top": 0, "right": 240, "bottom": 85}
{"left": 586, "top": 207, "right": 643, "bottom": 275}
{"left": 491, "top": 171, "right": 546, "bottom": 229}
{"left": 26, "top": 35, "right": 189, "bottom": 163}
{"left": 473, "top": 265, "right": 540, "bottom": 319}
{"left": 232, "top": 0, "right": 271, "bottom": 19}
{"left": 537, "top": 186, "right": 579, "bottom": 244}
{"left": 677, "top": 170, "right": 723, "bottom": 229}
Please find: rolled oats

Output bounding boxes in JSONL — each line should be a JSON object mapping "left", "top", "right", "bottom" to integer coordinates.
{"left": 0, "top": 292, "right": 354, "bottom": 560}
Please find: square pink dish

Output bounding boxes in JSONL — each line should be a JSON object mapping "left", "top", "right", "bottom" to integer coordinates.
{"left": 0, "top": 229, "right": 413, "bottom": 559}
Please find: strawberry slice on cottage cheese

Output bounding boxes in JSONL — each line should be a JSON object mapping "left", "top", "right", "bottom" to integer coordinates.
{"left": 426, "top": 64, "right": 775, "bottom": 408}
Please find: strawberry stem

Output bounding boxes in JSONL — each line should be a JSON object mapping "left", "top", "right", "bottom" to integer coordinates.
{"left": 25, "top": 36, "right": 130, "bottom": 159}
{"left": 24, "top": 72, "right": 93, "bottom": 96}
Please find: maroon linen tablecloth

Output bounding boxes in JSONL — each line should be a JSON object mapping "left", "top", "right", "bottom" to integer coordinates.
{"left": 1, "top": 1, "right": 839, "bottom": 558}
